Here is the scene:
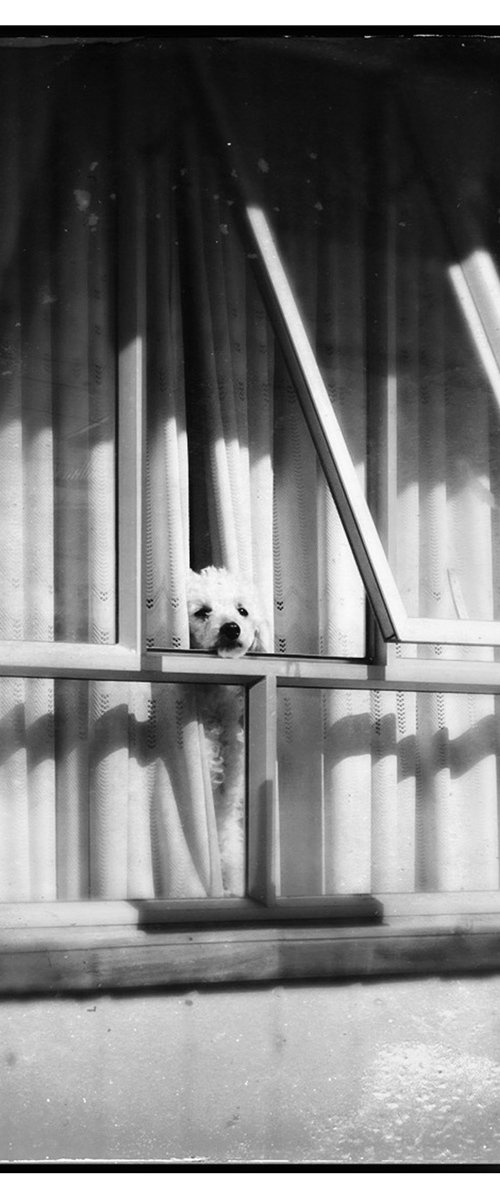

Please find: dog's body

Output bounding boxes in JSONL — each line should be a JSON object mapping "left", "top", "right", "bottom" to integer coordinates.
{"left": 187, "top": 566, "right": 268, "bottom": 895}
{"left": 195, "top": 682, "right": 246, "bottom": 895}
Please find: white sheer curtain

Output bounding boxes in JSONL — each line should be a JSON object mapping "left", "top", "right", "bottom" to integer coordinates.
{"left": 0, "top": 52, "right": 119, "bottom": 901}
{"left": 0, "top": 52, "right": 224, "bottom": 901}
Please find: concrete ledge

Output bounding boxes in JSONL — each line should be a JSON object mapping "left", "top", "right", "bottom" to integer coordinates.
{"left": 1, "top": 916, "right": 500, "bottom": 993}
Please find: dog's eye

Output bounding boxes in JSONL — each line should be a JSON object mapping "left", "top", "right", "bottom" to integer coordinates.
{"left": 194, "top": 606, "right": 212, "bottom": 620}
{"left": 237, "top": 606, "right": 249, "bottom": 618}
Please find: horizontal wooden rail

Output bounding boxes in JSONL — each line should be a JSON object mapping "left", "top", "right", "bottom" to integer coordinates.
{"left": 0, "top": 895, "right": 383, "bottom": 931}
{"left": 0, "top": 643, "right": 141, "bottom": 675}
{"left": 2, "top": 648, "right": 500, "bottom": 691}
{"left": 0, "top": 891, "right": 495, "bottom": 932}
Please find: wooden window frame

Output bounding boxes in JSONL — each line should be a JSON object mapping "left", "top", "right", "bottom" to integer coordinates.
{"left": 2, "top": 46, "right": 500, "bottom": 993}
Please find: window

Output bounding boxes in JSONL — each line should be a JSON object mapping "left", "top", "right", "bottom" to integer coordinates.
{"left": 3, "top": 35, "right": 500, "bottom": 993}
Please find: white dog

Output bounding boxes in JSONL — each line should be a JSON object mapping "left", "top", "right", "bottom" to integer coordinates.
{"left": 186, "top": 566, "right": 268, "bottom": 895}
{"left": 187, "top": 565, "right": 267, "bottom": 658}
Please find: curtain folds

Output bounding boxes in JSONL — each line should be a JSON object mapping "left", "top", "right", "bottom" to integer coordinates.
{"left": 0, "top": 51, "right": 499, "bottom": 900}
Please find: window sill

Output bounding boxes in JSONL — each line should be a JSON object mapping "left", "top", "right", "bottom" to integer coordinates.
{"left": 2, "top": 913, "right": 500, "bottom": 993}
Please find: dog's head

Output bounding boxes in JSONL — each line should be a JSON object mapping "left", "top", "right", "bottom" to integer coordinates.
{"left": 187, "top": 566, "right": 267, "bottom": 658}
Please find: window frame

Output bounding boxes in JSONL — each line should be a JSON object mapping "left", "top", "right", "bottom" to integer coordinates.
{"left": 190, "top": 40, "right": 500, "bottom": 651}
{"left": 2, "top": 40, "right": 500, "bottom": 993}
{"left": 242, "top": 199, "right": 500, "bottom": 651}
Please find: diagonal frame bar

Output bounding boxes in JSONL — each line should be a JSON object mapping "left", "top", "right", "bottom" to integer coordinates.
{"left": 244, "top": 204, "right": 406, "bottom": 644}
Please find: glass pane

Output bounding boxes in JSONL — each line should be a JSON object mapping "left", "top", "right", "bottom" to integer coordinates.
{"left": 0, "top": 678, "right": 246, "bottom": 901}
{"left": 277, "top": 687, "right": 500, "bottom": 896}
{"left": 390, "top": 130, "right": 500, "bottom": 626}
{"left": 0, "top": 50, "right": 117, "bottom": 642}
{"left": 204, "top": 46, "right": 500, "bottom": 634}
{"left": 145, "top": 130, "right": 367, "bottom": 658}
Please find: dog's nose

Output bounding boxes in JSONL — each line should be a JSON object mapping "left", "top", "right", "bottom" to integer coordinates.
{"left": 220, "top": 621, "right": 241, "bottom": 642}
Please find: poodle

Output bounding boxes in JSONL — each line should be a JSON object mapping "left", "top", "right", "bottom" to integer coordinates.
{"left": 187, "top": 566, "right": 268, "bottom": 896}
{"left": 187, "top": 565, "right": 267, "bottom": 659}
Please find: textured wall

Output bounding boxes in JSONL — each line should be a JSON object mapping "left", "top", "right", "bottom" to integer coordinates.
{"left": 2, "top": 973, "right": 500, "bottom": 1163}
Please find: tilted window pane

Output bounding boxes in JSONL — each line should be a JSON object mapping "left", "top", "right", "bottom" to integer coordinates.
{"left": 208, "top": 47, "right": 500, "bottom": 633}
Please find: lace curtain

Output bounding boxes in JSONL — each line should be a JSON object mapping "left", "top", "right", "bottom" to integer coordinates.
{"left": 0, "top": 47, "right": 499, "bottom": 900}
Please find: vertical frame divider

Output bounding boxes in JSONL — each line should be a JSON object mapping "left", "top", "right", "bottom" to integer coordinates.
{"left": 117, "top": 127, "right": 146, "bottom": 658}
{"left": 384, "top": 95, "right": 410, "bottom": 674}
{"left": 247, "top": 675, "right": 279, "bottom": 904}
{"left": 366, "top": 84, "right": 400, "bottom": 672}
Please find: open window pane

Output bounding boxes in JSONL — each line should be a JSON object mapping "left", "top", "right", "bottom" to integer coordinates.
{"left": 144, "top": 126, "right": 368, "bottom": 658}
{"left": 277, "top": 686, "right": 500, "bottom": 897}
{"left": 0, "top": 50, "right": 117, "bottom": 643}
{"left": 201, "top": 44, "right": 500, "bottom": 640}
{"left": 0, "top": 678, "right": 245, "bottom": 900}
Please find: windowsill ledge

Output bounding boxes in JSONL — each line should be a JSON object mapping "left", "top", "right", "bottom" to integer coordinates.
{"left": 2, "top": 913, "right": 500, "bottom": 993}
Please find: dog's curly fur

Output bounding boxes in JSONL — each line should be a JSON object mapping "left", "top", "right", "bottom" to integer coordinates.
{"left": 187, "top": 565, "right": 267, "bottom": 659}
{"left": 195, "top": 682, "right": 246, "bottom": 895}
{"left": 187, "top": 566, "right": 268, "bottom": 895}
